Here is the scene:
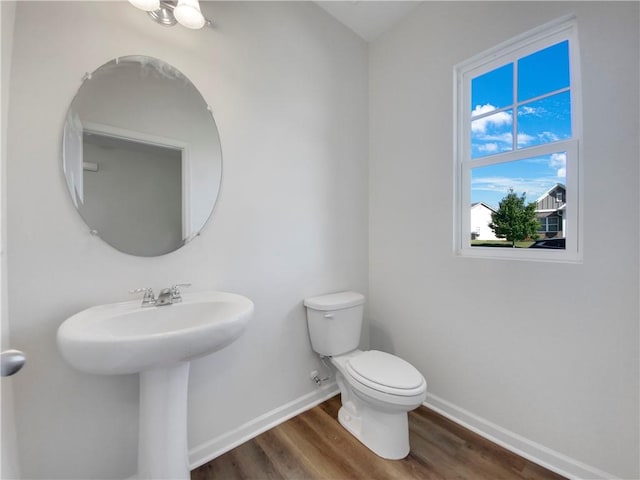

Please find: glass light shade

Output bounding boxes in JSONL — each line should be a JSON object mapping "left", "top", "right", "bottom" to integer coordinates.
{"left": 128, "top": 0, "right": 160, "bottom": 12}
{"left": 174, "top": 0, "right": 206, "bottom": 29}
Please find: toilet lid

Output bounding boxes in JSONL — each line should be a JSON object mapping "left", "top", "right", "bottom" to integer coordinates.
{"left": 345, "top": 350, "right": 425, "bottom": 394}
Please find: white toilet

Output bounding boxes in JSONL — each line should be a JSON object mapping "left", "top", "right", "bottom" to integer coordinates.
{"left": 304, "top": 291, "right": 427, "bottom": 460}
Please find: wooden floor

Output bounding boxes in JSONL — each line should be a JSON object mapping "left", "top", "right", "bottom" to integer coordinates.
{"left": 192, "top": 395, "right": 565, "bottom": 480}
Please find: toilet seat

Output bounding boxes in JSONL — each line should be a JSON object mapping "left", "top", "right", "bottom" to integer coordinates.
{"left": 345, "top": 350, "right": 426, "bottom": 397}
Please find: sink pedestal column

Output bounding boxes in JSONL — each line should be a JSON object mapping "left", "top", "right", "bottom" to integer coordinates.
{"left": 137, "top": 361, "right": 191, "bottom": 480}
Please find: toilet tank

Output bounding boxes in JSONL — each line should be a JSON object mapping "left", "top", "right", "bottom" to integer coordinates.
{"left": 303, "top": 291, "right": 365, "bottom": 356}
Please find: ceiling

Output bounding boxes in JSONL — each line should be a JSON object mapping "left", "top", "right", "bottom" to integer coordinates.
{"left": 314, "top": 1, "right": 423, "bottom": 42}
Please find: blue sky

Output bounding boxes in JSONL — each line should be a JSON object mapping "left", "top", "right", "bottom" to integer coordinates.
{"left": 470, "top": 41, "right": 571, "bottom": 208}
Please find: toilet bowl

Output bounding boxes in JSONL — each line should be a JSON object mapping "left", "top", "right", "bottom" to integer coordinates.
{"left": 304, "top": 291, "right": 427, "bottom": 459}
{"left": 330, "top": 349, "right": 426, "bottom": 459}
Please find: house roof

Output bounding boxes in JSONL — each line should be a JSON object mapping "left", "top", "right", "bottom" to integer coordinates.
{"left": 535, "top": 183, "right": 566, "bottom": 203}
{"left": 471, "top": 202, "right": 496, "bottom": 212}
{"left": 537, "top": 204, "right": 566, "bottom": 213}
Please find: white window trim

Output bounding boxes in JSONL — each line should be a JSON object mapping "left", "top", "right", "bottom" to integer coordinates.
{"left": 453, "top": 15, "right": 583, "bottom": 263}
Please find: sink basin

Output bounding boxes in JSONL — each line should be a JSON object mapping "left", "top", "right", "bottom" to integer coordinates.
{"left": 57, "top": 290, "right": 254, "bottom": 479}
{"left": 58, "top": 291, "right": 254, "bottom": 375}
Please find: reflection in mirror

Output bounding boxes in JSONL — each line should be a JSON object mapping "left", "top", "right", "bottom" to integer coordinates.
{"left": 63, "top": 56, "right": 222, "bottom": 256}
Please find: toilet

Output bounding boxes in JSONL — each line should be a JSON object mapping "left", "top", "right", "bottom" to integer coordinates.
{"left": 304, "top": 291, "right": 427, "bottom": 460}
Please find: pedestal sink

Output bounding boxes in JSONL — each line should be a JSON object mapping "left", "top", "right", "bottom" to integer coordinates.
{"left": 57, "top": 291, "right": 254, "bottom": 480}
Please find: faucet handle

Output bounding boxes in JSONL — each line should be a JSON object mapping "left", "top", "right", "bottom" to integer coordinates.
{"left": 170, "top": 283, "right": 191, "bottom": 303}
{"left": 129, "top": 287, "right": 156, "bottom": 306}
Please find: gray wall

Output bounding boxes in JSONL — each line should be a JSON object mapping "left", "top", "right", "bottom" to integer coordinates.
{"left": 6, "top": 2, "right": 368, "bottom": 478}
{"left": 81, "top": 138, "right": 183, "bottom": 256}
{"left": 369, "top": 2, "right": 638, "bottom": 478}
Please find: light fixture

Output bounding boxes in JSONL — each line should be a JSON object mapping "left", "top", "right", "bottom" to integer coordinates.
{"left": 129, "top": 0, "right": 160, "bottom": 12}
{"left": 174, "top": 0, "right": 206, "bottom": 29}
{"left": 128, "top": 0, "right": 212, "bottom": 29}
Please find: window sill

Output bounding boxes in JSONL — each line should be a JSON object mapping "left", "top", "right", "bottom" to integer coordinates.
{"left": 455, "top": 246, "right": 582, "bottom": 264}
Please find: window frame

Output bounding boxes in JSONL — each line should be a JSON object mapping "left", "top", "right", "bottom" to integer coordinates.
{"left": 454, "top": 16, "right": 582, "bottom": 262}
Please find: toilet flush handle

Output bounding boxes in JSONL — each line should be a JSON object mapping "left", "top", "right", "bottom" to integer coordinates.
{"left": 323, "top": 313, "right": 334, "bottom": 319}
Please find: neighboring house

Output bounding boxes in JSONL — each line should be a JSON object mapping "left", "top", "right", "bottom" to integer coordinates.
{"left": 535, "top": 183, "right": 566, "bottom": 238}
{"left": 470, "top": 202, "right": 498, "bottom": 240}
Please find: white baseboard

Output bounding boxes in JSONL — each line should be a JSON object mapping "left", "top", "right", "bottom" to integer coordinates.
{"left": 425, "top": 393, "right": 618, "bottom": 480}
{"left": 189, "top": 383, "right": 339, "bottom": 469}
{"left": 189, "top": 386, "right": 618, "bottom": 480}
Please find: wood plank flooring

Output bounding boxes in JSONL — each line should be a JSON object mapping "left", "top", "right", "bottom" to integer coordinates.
{"left": 191, "top": 395, "right": 565, "bottom": 480}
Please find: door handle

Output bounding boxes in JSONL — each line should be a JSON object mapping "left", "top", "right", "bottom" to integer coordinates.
{"left": 1, "top": 350, "right": 25, "bottom": 377}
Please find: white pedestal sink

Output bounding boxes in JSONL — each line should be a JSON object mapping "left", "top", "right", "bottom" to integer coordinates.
{"left": 57, "top": 291, "right": 254, "bottom": 480}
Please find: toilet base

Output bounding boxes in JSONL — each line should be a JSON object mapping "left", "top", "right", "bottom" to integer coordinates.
{"left": 326, "top": 351, "right": 425, "bottom": 460}
{"left": 338, "top": 403, "right": 410, "bottom": 460}
{"left": 333, "top": 362, "right": 412, "bottom": 461}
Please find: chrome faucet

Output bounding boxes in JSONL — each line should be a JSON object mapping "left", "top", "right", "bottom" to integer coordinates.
{"left": 129, "top": 287, "right": 156, "bottom": 307}
{"left": 132, "top": 284, "right": 191, "bottom": 307}
{"left": 170, "top": 283, "right": 191, "bottom": 303}
{"left": 157, "top": 283, "right": 191, "bottom": 305}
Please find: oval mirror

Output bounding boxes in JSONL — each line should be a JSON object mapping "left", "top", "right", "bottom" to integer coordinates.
{"left": 62, "top": 56, "right": 222, "bottom": 257}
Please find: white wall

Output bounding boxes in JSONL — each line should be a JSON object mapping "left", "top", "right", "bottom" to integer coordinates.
{"left": 1, "top": 2, "right": 21, "bottom": 478}
{"left": 7, "top": 2, "right": 638, "bottom": 479}
{"left": 369, "top": 2, "right": 638, "bottom": 479}
{"left": 6, "top": 2, "right": 367, "bottom": 478}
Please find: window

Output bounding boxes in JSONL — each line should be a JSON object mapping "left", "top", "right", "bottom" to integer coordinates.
{"left": 538, "top": 216, "right": 560, "bottom": 233}
{"left": 455, "top": 17, "right": 581, "bottom": 261}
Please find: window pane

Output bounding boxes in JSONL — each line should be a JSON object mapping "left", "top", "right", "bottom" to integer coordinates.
{"left": 518, "top": 40, "right": 570, "bottom": 102}
{"left": 470, "top": 152, "right": 567, "bottom": 246}
{"left": 471, "top": 156, "right": 564, "bottom": 207}
{"left": 538, "top": 218, "right": 546, "bottom": 231}
{"left": 471, "top": 109, "right": 513, "bottom": 158}
{"left": 517, "top": 91, "right": 571, "bottom": 149}
{"left": 471, "top": 63, "right": 513, "bottom": 115}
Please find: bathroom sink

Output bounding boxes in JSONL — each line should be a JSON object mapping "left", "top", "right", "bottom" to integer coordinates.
{"left": 57, "top": 290, "right": 254, "bottom": 479}
{"left": 57, "top": 291, "right": 254, "bottom": 375}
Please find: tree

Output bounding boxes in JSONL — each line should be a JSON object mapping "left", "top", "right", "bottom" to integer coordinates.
{"left": 489, "top": 189, "right": 539, "bottom": 247}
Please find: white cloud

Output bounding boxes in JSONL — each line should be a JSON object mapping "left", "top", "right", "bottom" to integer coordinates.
{"left": 471, "top": 175, "right": 560, "bottom": 200}
{"left": 539, "top": 131, "right": 560, "bottom": 143}
{"left": 513, "top": 130, "right": 564, "bottom": 148}
{"left": 518, "top": 105, "right": 546, "bottom": 116}
{"left": 517, "top": 133, "right": 536, "bottom": 147}
{"left": 549, "top": 152, "right": 566, "bottom": 178}
{"left": 472, "top": 104, "right": 498, "bottom": 116}
{"left": 478, "top": 143, "right": 499, "bottom": 153}
{"left": 471, "top": 104, "right": 512, "bottom": 134}
{"left": 479, "top": 132, "right": 513, "bottom": 144}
